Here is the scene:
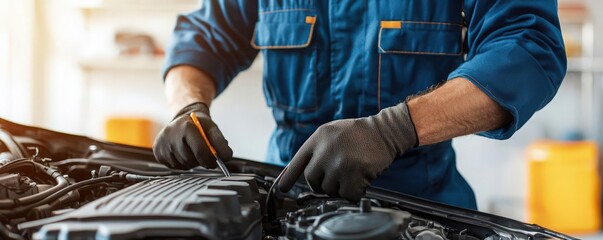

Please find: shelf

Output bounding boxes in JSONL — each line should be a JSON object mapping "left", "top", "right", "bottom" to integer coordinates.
{"left": 77, "top": 56, "right": 165, "bottom": 71}
{"left": 567, "top": 57, "right": 603, "bottom": 73}
{"left": 73, "top": 0, "right": 200, "bottom": 11}
{"left": 558, "top": 3, "right": 589, "bottom": 24}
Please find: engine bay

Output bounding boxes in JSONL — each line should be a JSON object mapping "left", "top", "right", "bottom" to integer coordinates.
{"left": 0, "top": 119, "right": 575, "bottom": 240}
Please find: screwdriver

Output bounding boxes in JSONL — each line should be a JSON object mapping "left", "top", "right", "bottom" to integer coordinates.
{"left": 189, "top": 112, "right": 231, "bottom": 177}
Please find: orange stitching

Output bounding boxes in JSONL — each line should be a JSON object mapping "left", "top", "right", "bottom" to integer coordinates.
{"left": 250, "top": 15, "right": 317, "bottom": 50}
{"left": 305, "top": 16, "right": 316, "bottom": 24}
{"left": 377, "top": 28, "right": 463, "bottom": 56}
{"left": 380, "top": 21, "right": 402, "bottom": 29}
{"left": 259, "top": 8, "right": 314, "bottom": 15}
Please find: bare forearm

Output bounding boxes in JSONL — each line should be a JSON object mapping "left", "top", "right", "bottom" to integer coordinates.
{"left": 165, "top": 65, "right": 216, "bottom": 116}
{"left": 407, "top": 78, "right": 512, "bottom": 146}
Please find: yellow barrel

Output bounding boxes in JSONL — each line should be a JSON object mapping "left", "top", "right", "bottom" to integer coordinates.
{"left": 105, "top": 117, "right": 153, "bottom": 148}
{"left": 526, "top": 141, "right": 601, "bottom": 234}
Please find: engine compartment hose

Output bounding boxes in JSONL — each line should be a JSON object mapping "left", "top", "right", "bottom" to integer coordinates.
{"left": 0, "top": 159, "right": 69, "bottom": 208}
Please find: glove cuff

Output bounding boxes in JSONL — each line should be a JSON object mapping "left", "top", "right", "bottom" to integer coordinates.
{"left": 371, "top": 102, "right": 419, "bottom": 155}
{"left": 405, "top": 102, "right": 420, "bottom": 148}
{"left": 173, "top": 102, "right": 210, "bottom": 121}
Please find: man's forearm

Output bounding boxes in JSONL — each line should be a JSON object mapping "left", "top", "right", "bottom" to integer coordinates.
{"left": 165, "top": 65, "right": 217, "bottom": 116}
{"left": 407, "top": 78, "right": 512, "bottom": 146}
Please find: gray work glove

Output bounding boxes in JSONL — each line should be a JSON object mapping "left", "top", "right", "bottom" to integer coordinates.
{"left": 278, "top": 102, "right": 418, "bottom": 201}
{"left": 153, "top": 102, "right": 232, "bottom": 169}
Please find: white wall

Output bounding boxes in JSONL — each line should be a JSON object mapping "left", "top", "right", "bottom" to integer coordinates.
{"left": 0, "top": 0, "right": 37, "bottom": 124}
{"left": 212, "top": 58, "right": 275, "bottom": 161}
{"left": 36, "top": 0, "right": 87, "bottom": 133}
{"left": 587, "top": 0, "right": 603, "bottom": 57}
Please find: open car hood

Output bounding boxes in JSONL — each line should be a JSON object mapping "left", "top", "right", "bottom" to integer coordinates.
{"left": 0, "top": 118, "right": 575, "bottom": 240}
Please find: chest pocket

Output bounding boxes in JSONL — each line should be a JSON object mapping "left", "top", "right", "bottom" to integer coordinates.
{"left": 251, "top": 0, "right": 318, "bottom": 113}
{"left": 376, "top": 0, "right": 465, "bottom": 109}
{"left": 378, "top": 21, "right": 464, "bottom": 56}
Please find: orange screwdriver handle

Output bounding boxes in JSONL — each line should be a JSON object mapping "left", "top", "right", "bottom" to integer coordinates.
{"left": 189, "top": 112, "right": 231, "bottom": 177}
{"left": 189, "top": 112, "right": 219, "bottom": 157}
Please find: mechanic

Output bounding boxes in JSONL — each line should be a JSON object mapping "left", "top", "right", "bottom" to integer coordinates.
{"left": 153, "top": 0, "right": 566, "bottom": 210}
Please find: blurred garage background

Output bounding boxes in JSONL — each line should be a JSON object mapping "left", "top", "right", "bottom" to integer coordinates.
{"left": 0, "top": 0, "right": 602, "bottom": 238}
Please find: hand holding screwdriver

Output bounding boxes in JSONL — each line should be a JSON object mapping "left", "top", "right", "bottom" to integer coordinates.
{"left": 153, "top": 102, "right": 233, "bottom": 170}
{"left": 189, "top": 112, "right": 231, "bottom": 176}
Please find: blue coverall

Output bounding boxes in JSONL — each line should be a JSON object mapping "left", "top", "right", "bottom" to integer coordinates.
{"left": 164, "top": 0, "right": 567, "bottom": 209}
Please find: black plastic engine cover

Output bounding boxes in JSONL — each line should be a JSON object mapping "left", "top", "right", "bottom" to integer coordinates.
{"left": 20, "top": 175, "right": 262, "bottom": 240}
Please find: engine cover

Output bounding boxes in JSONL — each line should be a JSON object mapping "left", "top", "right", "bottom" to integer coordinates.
{"left": 21, "top": 175, "right": 262, "bottom": 240}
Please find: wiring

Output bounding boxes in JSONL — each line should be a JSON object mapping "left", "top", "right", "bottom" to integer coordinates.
{"left": 1, "top": 175, "right": 119, "bottom": 218}
{"left": 0, "top": 156, "right": 162, "bottom": 218}
{"left": 50, "top": 158, "right": 212, "bottom": 176}
{"left": 0, "top": 130, "right": 26, "bottom": 159}
{"left": 264, "top": 166, "right": 288, "bottom": 221}
{"left": 0, "top": 159, "right": 68, "bottom": 209}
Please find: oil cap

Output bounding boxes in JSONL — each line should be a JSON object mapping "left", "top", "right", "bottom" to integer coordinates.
{"left": 313, "top": 212, "right": 397, "bottom": 240}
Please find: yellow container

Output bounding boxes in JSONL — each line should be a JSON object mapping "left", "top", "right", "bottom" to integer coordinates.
{"left": 105, "top": 117, "right": 153, "bottom": 148}
{"left": 527, "top": 141, "right": 601, "bottom": 234}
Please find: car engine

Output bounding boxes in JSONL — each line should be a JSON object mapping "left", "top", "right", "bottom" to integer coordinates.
{"left": 0, "top": 119, "right": 575, "bottom": 240}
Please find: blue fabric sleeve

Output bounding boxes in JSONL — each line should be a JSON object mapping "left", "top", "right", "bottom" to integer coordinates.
{"left": 163, "top": 0, "right": 259, "bottom": 95}
{"left": 448, "top": 1, "right": 567, "bottom": 139}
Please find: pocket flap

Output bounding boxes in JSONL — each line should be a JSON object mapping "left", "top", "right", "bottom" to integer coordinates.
{"left": 378, "top": 21, "right": 464, "bottom": 56}
{"left": 252, "top": 16, "right": 316, "bottom": 49}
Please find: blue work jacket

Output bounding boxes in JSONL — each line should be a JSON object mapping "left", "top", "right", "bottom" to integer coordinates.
{"left": 164, "top": 0, "right": 567, "bottom": 210}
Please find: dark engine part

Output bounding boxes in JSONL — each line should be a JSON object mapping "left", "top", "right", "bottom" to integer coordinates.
{"left": 0, "top": 118, "right": 577, "bottom": 240}
{"left": 283, "top": 198, "right": 451, "bottom": 240}
{"left": 19, "top": 176, "right": 263, "bottom": 240}
{"left": 0, "top": 174, "right": 44, "bottom": 199}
